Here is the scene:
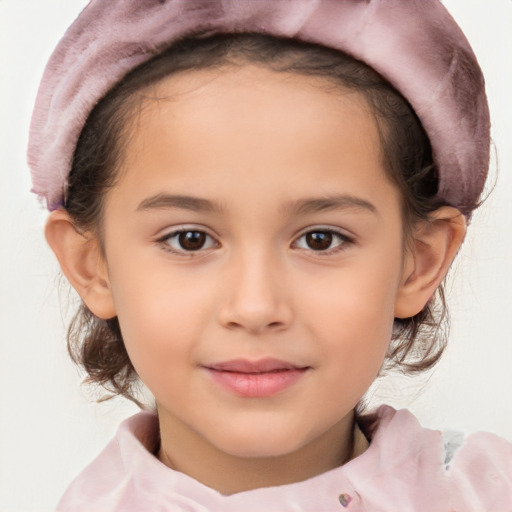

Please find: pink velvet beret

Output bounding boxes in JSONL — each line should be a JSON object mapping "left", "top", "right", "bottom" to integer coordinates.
{"left": 28, "top": 0, "right": 490, "bottom": 213}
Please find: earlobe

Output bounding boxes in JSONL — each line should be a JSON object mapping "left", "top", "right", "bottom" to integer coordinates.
{"left": 394, "top": 207, "right": 466, "bottom": 319}
{"left": 44, "top": 209, "right": 116, "bottom": 319}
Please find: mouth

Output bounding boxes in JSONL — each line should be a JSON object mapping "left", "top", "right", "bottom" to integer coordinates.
{"left": 202, "top": 358, "right": 310, "bottom": 398}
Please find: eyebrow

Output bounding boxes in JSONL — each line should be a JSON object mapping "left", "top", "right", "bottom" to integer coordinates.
{"left": 286, "top": 195, "right": 378, "bottom": 216}
{"left": 136, "top": 193, "right": 378, "bottom": 217}
{"left": 136, "top": 194, "right": 222, "bottom": 213}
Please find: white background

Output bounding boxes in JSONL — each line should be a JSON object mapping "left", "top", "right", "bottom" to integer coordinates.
{"left": 1, "top": 1, "right": 511, "bottom": 511}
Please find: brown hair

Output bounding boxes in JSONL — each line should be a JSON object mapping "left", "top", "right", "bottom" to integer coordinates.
{"left": 65, "top": 34, "right": 460, "bottom": 404}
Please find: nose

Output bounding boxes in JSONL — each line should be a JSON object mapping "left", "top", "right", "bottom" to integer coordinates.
{"left": 217, "top": 249, "right": 293, "bottom": 335}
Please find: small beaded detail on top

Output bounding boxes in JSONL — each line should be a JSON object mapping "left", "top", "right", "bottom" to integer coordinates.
{"left": 338, "top": 493, "right": 353, "bottom": 507}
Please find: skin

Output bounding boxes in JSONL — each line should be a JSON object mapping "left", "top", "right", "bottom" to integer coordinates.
{"left": 46, "top": 64, "right": 466, "bottom": 494}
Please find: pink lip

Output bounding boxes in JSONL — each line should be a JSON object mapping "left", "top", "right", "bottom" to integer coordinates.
{"left": 203, "top": 358, "right": 309, "bottom": 398}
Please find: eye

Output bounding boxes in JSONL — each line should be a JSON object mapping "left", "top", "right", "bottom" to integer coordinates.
{"left": 158, "top": 229, "right": 218, "bottom": 253}
{"left": 293, "top": 229, "right": 351, "bottom": 253}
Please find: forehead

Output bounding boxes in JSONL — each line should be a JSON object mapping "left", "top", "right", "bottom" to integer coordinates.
{"left": 108, "top": 64, "right": 398, "bottom": 217}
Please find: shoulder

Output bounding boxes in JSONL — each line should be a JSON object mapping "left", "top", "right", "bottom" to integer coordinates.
{"left": 354, "top": 405, "right": 512, "bottom": 511}
{"left": 56, "top": 410, "right": 163, "bottom": 512}
{"left": 446, "top": 428, "right": 512, "bottom": 510}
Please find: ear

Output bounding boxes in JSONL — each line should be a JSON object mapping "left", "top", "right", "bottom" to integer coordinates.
{"left": 45, "top": 209, "right": 116, "bottom": 319}
{"left": 394, "top": 207, "right": 466, "bottom": 319}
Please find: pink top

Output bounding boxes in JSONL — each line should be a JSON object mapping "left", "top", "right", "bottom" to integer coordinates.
{"left": 57, "top": 405, "right": 512, "bottom": 511}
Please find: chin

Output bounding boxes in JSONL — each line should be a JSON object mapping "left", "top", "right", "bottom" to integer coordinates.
{"left": 205, "top": 423, "right": 312, "bottom": 459}
{"left": 220, "top": 439, "right": 302, "bottom": 459}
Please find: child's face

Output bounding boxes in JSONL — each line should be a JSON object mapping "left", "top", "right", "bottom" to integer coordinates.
{"left": 100, "top": 66, "right": 410, "bottom": 459}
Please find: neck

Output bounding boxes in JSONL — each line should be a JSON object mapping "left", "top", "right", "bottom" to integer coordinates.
{"left": 157, "top": 409, "right": 355, "bottom": 495}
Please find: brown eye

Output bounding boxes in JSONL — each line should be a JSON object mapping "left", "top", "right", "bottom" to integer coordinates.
{"left": 161, "top": 229, "right": 217, "bottom": 253}
{"left": 178, "top": 231, "right": 207, "bottom": 250}
{"left": 294, "top": 229, "right": 350, "bottom": 253}
{"left": 305, "top": 231, "right": 334, "bottom": 251}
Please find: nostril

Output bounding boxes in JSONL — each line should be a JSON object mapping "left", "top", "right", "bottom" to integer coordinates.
{"left": 223, "top": 320, "right": 285, "bottom": 333}
{"left": 217, "top": 288, "right": 293, "bottom": 333}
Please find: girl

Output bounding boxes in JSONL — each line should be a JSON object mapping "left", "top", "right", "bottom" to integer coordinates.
{"left": 18, "top": 0, "right": 512, "bottom": 510}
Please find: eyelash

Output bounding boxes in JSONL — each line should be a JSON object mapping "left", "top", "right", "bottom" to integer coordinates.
{"left": 156, "top": 227, "right": 219, "bottom": 256}
{"left": 292, "top": 228, "right": 354, "bottom": 255}
{"left": 156, "top": 227, "right": 354, "bottom": 256}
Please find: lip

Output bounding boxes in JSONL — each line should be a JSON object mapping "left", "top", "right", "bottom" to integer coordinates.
{"left": 203, "top": 358, "right": 310, "bottom": 398}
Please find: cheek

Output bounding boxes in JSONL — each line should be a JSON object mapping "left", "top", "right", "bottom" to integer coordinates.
{"left": 298, "top": 253, "right": 402, "bottom": 375}
{"left": 106, "top": 259, "right": 209, "bottom": 378}
{"left": 301, "top": 261, "right": 400, "bottom": 337}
